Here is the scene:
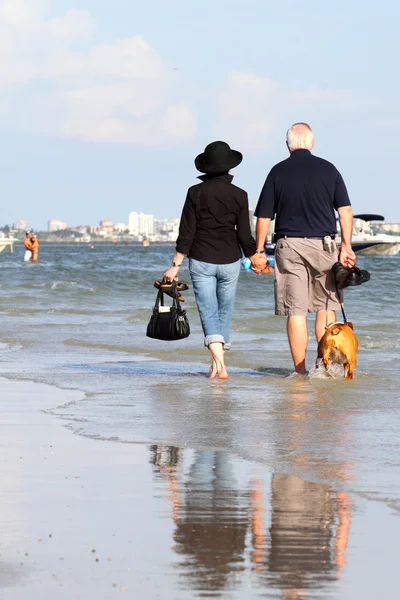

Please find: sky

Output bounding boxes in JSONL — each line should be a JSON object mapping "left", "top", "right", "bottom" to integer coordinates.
{"left": 1, "top": 0, "right": 400, "bottom": 230}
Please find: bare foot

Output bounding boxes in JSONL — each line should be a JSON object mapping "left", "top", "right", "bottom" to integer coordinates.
{"left": 215, "top": 367, "right": 228, "bottom": 380}
{"left": 209, "top": 360, "right": 218, "bottom": 379}
{"left": 208, "top": 343, "right": 227, "bottom": 380}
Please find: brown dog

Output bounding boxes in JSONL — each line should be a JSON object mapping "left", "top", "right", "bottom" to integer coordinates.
{"left": 317, "top": 322, "right": 358, "bottom": 379}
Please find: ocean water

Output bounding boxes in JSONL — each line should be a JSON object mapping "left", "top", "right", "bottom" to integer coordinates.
{"left": 1, "top": 243, "right": 400, "bottom": 598}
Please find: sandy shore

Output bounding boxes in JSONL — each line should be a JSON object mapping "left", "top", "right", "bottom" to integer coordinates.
{"left": 0, "top": 377, "right": 179, "bottom": 600}
{"left": 2, "top": 377, "right": 400, "bottom": 600}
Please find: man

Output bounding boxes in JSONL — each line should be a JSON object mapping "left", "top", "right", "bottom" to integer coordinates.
{"left": 253, "top": 123, "right": 356, "bottom": 375}
{"left": 23, "top": 231, "right": 34, "bottom": 262}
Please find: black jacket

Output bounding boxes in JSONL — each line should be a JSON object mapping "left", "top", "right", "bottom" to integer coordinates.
{"left": 176, "top": 174, "right": 256, "bottom": 264}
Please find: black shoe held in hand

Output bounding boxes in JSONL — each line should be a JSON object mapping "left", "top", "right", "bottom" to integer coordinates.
{"left": 332, "top": 262, "right": 371, "bottom": 289}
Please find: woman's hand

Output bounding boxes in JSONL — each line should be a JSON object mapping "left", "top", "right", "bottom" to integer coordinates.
{"left": 163, "top": 266, "right": 180, "bottom": 282}
{"left": 261, "top": 264, "right": 274, "bottom": 274}
{"left": 164, "top": 252, "right": 185, "bottom": 282}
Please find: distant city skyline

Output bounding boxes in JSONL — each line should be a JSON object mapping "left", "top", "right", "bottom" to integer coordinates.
{"left": 8, "top": 211, "right": 400, "bottom": 235}
{"left": 10, "top": 212, "right": 182, "bottom": 233}
{"left": 1, "top": 1, "right": 400, "bottom": 229}
{"left": 4, "top": 211, "right": 181, "bottom": 243}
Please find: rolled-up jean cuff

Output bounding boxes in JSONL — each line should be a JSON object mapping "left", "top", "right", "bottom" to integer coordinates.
{"left": 204, "top": 334, "right": 225, "bottom": 348}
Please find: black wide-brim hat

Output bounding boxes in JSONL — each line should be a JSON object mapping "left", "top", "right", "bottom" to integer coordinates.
{"left": 195, "top": 141, "right": 243, "bottom": 174}
{"left": 332, "top": 262, "right": 371, "bottom": 289}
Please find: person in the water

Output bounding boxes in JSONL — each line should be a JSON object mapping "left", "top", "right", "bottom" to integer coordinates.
{"left": 23, "top": 231, "right": 34, "bottom": 262}
{"left": 31, "top": 234, "right": 40, "bottom": 262}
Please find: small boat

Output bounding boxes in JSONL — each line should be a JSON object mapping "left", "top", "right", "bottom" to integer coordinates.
{"left": 265, "top": 241, "right": 276, "bottom": 256}
{"left": 142, "top": 239, "right": 150, "bottom": 247}
{"left": 0, "top": 233, "right": 15, "bottom": 253}
{"left": 346, "top": 214, "right": 400, "bottom": 255}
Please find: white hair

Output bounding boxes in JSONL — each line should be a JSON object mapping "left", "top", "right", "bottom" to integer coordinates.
{"left": 286, "top": 122, "right": 314, "bottom": 151}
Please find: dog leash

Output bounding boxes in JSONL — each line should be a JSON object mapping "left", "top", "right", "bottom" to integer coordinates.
{"left": 326, "top": 285, "right": 348, "bottom": 325}
{"left": 340, "top": 302, "right": 348, "bottom": 324}
{"left": 336, "top": 284, "right": 347, "bottom": 324}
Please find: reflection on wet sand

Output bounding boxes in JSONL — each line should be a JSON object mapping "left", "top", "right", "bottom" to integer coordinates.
{"left": 267, "top": 474, "right": 351, "bottom": 598}
{"left": 263, "top": 379, "right": 353, "bottom": 598}
{"left": 151, "top": 447, "right": 351, "bottom": 597}
{"left": 276, "top": 379, "right": 355, "bottom": 485}
{"left": 249, "top": 478, "right": 267, "bottom": 573}
{"left": 151, "top": 447, "right": 247, "bottom": 592}
{"left": 150, "top": 381, "right": 353, "bottom": 597}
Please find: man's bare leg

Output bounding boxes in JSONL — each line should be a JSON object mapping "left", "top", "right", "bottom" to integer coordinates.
{"left": 287, "top": 316, "right": 308, "bottom": 374}
{"left": 315, "top": 310, "right": 336, "bottom": 342}
{"left": 314, "top": 310, "right": 336, "bottom": 370}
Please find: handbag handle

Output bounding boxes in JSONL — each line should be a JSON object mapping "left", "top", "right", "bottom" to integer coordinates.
{"left": 154, "top": 280, "right": 184, "bottom": 310}
{"left": 171, "top": 280, "right": 182, "bottom": 310}
{"left": 154, "top": 286, "right": 164, "bottom": 308}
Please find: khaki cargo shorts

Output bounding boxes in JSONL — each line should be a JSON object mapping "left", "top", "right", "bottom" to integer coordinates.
{"left": 274, "top": 237, "right": 343, "bottom": 316}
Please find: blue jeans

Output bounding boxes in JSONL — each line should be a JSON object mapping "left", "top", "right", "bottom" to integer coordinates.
{"left": 189, "top": 258, "right": 241, "bottom": 349}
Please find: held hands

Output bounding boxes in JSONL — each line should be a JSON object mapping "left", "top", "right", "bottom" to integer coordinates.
{"left": 249, "top": 253, "right": 274, "bottom": 275}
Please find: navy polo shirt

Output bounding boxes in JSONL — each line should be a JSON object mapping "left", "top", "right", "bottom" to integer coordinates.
{"left": 254, "top": 150, "right": 351, "bottom": 237}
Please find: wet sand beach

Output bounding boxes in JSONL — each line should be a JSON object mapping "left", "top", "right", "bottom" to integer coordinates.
{"left": 1, "top": 376, "right": 400, "bottom": 599}
{"left": 1, "top": 245, "right": 400, "bottom": 598}
{"left": 1, "top": 377, "right": 187, "bottom": 598}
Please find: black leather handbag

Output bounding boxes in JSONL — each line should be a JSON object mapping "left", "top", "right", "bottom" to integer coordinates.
{"left": 146, "top": 281, "right": 190, "bottom": 341}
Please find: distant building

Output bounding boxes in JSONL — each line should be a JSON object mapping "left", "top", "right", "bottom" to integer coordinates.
{"left": 154, "top": 218, "right": 180, "bottom": 241}
{"left": 48, "top": 219, "right": 67, "bottom": 232}
{"left": 381, "top": 222, "right": 400, "bottom": 233}
{"left": 99, "top": 218, "right": 113, "bottom": 229}
{"left": 129, "top": 212, "right": 154, "bottom": 238}
{"left": 248, "top": 208, "right": 274, "bottom": 238}
{"left": 99, "top": 218, "right": 114, "bottom": 236}
{"left": 14, "top": 220, "right": 28, "bottom": 231}
{"left": 248, "top": 208, "right": 256, "bottom": 236}
{"left": 114, "top": 223, "right": 128, "bottom": 233}
{"left": 71, "top": 226, "right": 90, "bottom": 235}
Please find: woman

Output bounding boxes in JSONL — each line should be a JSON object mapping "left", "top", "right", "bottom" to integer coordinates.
{"left": 31, "top": 234, "right": 40, "bottom": 262}
{"left": 164, "top": 141, "right": 266, "bottom": 379}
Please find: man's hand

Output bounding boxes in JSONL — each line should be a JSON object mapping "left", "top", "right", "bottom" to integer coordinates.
{"left": 250, "top": 253, "right": 267, "bottom": 275}
{"left": 339, "top": 243, "right": 356, "bottom": 268}
{"left": 337, "top": 206, "right": 356, "bottom": 267}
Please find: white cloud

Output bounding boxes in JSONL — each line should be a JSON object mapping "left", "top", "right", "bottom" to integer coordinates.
{"left": 215, "top": 72, "right": 356, "bottom": 150}
{"left": 0, "top": 0, "right": 48, "bottom": 25}
{"left": 293, "top": 85, "right": 355, "bottom": 106}
{"left": 0, "top": 0, "right": 197, "bottom": 146}
{"left": 163, "top": 104, "right": 198, "bottom": 138}
{"left": 0, "top": 2, "right": 356, "bottom": 150}
{"left": 59, "top": 103, "right": 198, "bottom": 146}
{"left": 215, "top": 73, "right": 278, "bottom": 150}
{"left": 47, "top": 9, "right": 96, "bottom": 42}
